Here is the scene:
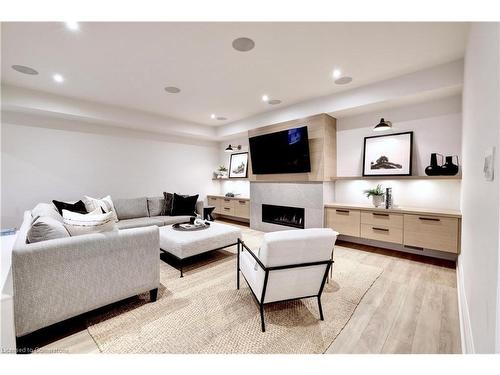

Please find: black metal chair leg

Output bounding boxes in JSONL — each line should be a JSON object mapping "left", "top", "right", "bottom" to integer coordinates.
{"left": 317, "top": 296, "right": 324, "bottom": 321}
{"left": 237, "top": 239, "right": 240, "bottom": 289}
{"left": 149, "top": 288, "right": 158, "bottom": 302}
{"left": 260, "top": 304, "right": 266, "bottom": 332}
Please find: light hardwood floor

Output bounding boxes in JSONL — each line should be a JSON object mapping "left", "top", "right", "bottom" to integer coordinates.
{"left": 31, "top": 221, "right": 460, "bottom": 354}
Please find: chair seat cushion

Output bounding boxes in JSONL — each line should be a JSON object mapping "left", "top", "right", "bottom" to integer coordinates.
{"left": 116, "top": 217, "right": 165, "bottom": 230}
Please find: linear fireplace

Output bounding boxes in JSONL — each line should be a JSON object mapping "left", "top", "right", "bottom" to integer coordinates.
{"left": 262, "top": 204, "right": 305, "bottom": 229}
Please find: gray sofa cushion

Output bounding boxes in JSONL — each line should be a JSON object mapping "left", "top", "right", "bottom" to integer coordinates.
{"left": 147, "top": 196, "right": 166, "bottom": 217}
{"left": 116, "top": 217, "right": 164, "bottom": 230}
{"left": 114, "top": 197, "right": 149, "bottom": 220}
{"left": 27, "top": 216, "right": 70, "bottom": 243}
{"left": 31, "top": 203, "right": 63, "bottom": 222}
{"left": 150, "top": 215, "right": 193, "bottom": 226}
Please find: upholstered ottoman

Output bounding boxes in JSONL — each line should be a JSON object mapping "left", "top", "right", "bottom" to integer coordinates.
{"left": 159, "top": 222, "right": 242, "bottom": 277}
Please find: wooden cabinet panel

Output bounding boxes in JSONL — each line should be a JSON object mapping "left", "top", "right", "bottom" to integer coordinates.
{"left": 208, "top": 196, "right": 221, "bottom": 214}
{"left": 361, "top": 211, "right": 403, "bottom": 228}
{"left": 221, "top": 198, "right": 235, "bottom": 216}
{"left": 234, "top": 199, "right": 250, "bottom": 219}
{"left": 325, "top": 208, "right": 360, "bottom": 237}
{"left": 403, "top": 214, "right": 459, "bottom": 253}
{"left": 361, "top": 224, "right": 403, "bottom": 244}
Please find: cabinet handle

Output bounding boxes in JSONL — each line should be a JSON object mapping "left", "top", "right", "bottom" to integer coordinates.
{"left": 224, "top": 199, "right": 230, "bottom": 202}
{"left": 336, "top": 209, "right": 350, "bottom": 214}
{"left": 372, "top": 213, "right": 389, "bottom": 217}
{"left": 372, "top": 227, "right": 389, "bottom": 232}
{"left": 239, "top": 200, "right": 246, "bottom": 204}
{"left": 224, "top": 207, "right": 230, "bottom": 211}
{"left": 418, "top": 217, "right": 440, "bottom": 222}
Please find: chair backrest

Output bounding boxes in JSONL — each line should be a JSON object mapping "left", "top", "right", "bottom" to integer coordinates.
{"left": 259, "top": 228, "right": 338, "bottom": 268}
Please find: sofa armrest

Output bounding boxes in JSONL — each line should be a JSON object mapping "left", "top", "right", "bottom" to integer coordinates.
{"left": 196, "top": 200, "right": 204, "bottom": 216}
{"left": 12, "top": 226, "right": 160, "bottom": 336}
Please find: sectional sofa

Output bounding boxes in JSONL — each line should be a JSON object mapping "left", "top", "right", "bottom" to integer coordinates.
{"left": 12, "top": 196, "right": 204, "bottom": 337}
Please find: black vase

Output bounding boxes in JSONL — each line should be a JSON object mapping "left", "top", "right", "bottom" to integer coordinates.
{"left": 441, "top": 155, "right": 459, "bottom": 176}
{"left": 425, "top": 153, "right": 443, "bottom": 176}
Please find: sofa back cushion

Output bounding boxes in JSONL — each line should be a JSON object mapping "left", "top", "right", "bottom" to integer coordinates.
{"left": 147, "top": 196, "right": 166, "bottom": 217}
{"left": 114, "top": 197, "right": 149, "bottom": 220}
{"left": 31, "top": 203, "right": 63, "bottom": 222}
{"left": 27, "top": 216, "right": 70, "bottom": 243}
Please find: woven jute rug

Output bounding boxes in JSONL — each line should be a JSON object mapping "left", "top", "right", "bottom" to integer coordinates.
{"left": 86, "top": 245, "right": 382, "bottom": 354}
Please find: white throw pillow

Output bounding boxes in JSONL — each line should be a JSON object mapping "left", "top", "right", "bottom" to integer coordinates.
{"left": 83, "top": 195, "right": 118, "bottom": 222}
{"left": 62, "top": 208, "right": 117, "bottom": 236}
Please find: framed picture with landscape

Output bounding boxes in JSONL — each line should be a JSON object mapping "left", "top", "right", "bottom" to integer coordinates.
{"left": 229, "top": 152, "right": 249, "bottom": 178}
{"left": 362, "top": 131, "right": 413, "bottom": 176}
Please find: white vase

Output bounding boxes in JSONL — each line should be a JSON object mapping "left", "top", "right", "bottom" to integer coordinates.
{"left": 372, "top": 195, "right": 384, "bottom": 208}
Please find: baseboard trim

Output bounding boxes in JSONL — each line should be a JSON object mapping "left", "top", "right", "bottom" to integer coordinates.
{"left": 457, "top": 257, "right": 475, "bottom": 354}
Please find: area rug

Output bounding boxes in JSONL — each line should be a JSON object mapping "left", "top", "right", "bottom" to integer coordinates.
{"left": 86, "top": 246, "right": 382, "bottom": 353}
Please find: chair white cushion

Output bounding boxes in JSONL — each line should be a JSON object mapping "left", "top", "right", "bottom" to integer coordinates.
{"left": 259, "top": 228, "right": 338, "bottom": 267}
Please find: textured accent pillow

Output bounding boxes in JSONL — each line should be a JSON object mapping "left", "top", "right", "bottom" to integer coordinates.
{"left": 147, "top": 197, "right": 166, "bottom": 217}
{"left": 83, "top": 195, "right": 118, "bottom": 222}
{"left": 32, "top": 203, "right": 63, "bottom": 222}
{"left": 27, "top": 216, "right": 70, "bottom": 244}
{"left": 52, "top": 199, "right": 87, "bottom": 216}
{"left": 163, "top": 192, "right": 174, "bottom": 215}
{"left": 171, "top": 193, "right": 199, "bottom": 216}
{"left": 62, "top": 208, "right": 116, "bottom": 236}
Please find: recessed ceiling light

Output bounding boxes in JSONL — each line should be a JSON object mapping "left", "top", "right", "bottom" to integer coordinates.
{"left": 332, "top": 69, "right": 342, "bottom": 79}
{"left": 210, "top": 114, "right": 216, "bottom": 119}
{"left": 52, "top": 74, "right": 64, "bottom": 83}
{"left": 261, "top": 95, "right": 269, "bottom": 102}
{"left": 232, "top": 37, "right": 255, "bottom": 52}
{"left": 164, "top": 86, "right": 181, "bottom": 93}
{"left": 11, "top": 65, "right": 38, "bottom": 75}
{"left": 65, "top": 22, "right": 80, "bottom": 31}
{"left": 216, "top": 117, "right": 227, "bottom": 121}
{"left": 268, "top": 99, "right": 282, "bottom": 105}
{"left": 334, "top": 76, "right": 353, "bottom": 85}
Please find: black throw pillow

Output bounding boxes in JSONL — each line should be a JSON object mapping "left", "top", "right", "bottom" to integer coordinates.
{"left": 162, "top": 192, "right": 174, "bottom": 215}
{"left": 171, "top": 193, "right": 198, "bottom": 216}
{"left": 52, "top": 200, "right": 88, "bottom": 215}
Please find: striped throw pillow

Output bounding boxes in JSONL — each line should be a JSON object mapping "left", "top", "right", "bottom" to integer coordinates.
{"left": 62, "top": 208, "right": 117, "bottom": 236}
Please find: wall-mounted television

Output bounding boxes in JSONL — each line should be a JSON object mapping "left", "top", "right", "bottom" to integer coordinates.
{"left": 249, "top": 126, "right": 311, "bottom": 174}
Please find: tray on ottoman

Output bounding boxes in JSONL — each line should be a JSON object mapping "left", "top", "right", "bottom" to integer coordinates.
{"left": 159, "top": 222, "right": 242, "bottom": 277}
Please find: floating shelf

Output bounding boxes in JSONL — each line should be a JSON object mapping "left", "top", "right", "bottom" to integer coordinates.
{"left": 330, "top": 175, "right": 462, "bottom": 181}
{"left": 212, "top": 178, "right": 249, "bottom": 181}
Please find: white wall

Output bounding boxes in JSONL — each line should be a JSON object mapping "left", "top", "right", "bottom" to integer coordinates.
{"left": 217, "top": 136, "right": 250, "bottom": 198}
{"left": 337, "top": 95, "right": 462, "bottom": 176}
{"left": 459, "top": 23, "right": 500, "bottom": 354}
{"left": 1, "top": 118, "right": 220, "bottom": 228}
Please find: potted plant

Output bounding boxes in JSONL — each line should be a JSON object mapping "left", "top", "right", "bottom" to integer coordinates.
{"left": 364, "top": 184, "right": 385, "bottom": 208}
{"left": 217, "top": 165, "right": 228, "bottom": 179}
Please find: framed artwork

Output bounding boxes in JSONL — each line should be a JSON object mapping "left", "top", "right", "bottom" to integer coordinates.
{"left": 229, "top": 152, "right": 249, "bottom": 178}
{"left": 362, "top": 132, "right": 413, "bottom": 176}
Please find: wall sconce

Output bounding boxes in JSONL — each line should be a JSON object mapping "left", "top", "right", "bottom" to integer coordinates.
{"left": 373, "top": 118, "right": 392, "bottom": 132}
{"left": 225, "top": 144, "right": 242, "bottom": 153}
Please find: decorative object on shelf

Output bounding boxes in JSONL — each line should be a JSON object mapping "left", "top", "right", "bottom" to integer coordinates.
{"left": 441, "top": 155, "right": 459, "bottom": 176}
{"left": 225, "top": 144, "right": 242, "bottom": 153}
{"left": 229, "top": 152, "right": 249, "bottom": 178}
{"left": 364, "top": 184, "right": 385, "bottom": 208}
{"left": 373, "top": 118, "right": 392, "bottom": 132}
{"left": 385, "top": 187, "right": 393, "bottom": 209}
{"left": 224, "top": 192, "right": 240, "bottom": 197}
{"left": 216, "top": 165, "right": 228, "bottom": 179}
{"left": 425, "top": 153, "right": 444, "bottom": 176}
{"left": 363, "top": 132, "right": 413, "bottom": 176}
{"left": 484, "top": 146, "right": 495, "bottom": 181}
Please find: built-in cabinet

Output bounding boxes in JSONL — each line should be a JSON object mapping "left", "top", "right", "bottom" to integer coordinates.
{"left": 207, "top": 195, "right": 250, "bottom": 221}
{"left": 325, "top": 203, "right": 461, "bottom": 256}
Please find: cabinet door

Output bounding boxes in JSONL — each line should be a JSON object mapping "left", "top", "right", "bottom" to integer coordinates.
{"left": 325, "top": 208, "right": 360, "bottom": 237}
{"left": 234, "top": 200, "right": 250, "bottom": 219}
{"left": 403, "top": 214, "right": 459, "bottom": 253}
{"left": 361, "top": 224, "right": 403, "bottom": 244}
{"left": 208, "top": 196, "right": 221, "bottom": 214}
{"left": 361, "top": 211, "right": 403, "bottom": 228}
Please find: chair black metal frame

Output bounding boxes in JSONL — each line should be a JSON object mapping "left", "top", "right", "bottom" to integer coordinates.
{"left": 236, "top": 238, "right": 334, "bottom": 332}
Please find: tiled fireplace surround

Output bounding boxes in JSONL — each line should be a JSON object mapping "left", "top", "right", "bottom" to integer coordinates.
{"left": 250, "top": 181, "right": 335, "bottom": 232}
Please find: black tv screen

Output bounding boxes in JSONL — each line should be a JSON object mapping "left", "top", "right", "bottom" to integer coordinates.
{"left": 249, "top": 126, "right": 311, "bottom": 174}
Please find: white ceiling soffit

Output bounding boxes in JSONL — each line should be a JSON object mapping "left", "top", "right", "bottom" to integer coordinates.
{"left": 1, "top": 22, "right": 468, "bottom": 126}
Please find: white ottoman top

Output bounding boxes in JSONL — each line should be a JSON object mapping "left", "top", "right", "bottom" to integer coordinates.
{"left": 159, "top": 222, "right": 242, "bottom": 259}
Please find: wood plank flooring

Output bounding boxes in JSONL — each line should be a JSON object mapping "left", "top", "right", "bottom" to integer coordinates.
{"left": 31, "top": 222, "right": 460, "bottom": 354}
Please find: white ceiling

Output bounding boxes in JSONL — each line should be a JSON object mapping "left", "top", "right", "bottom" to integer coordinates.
{"left": 1, "top": 22, "right": 469, "bottom": 126}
